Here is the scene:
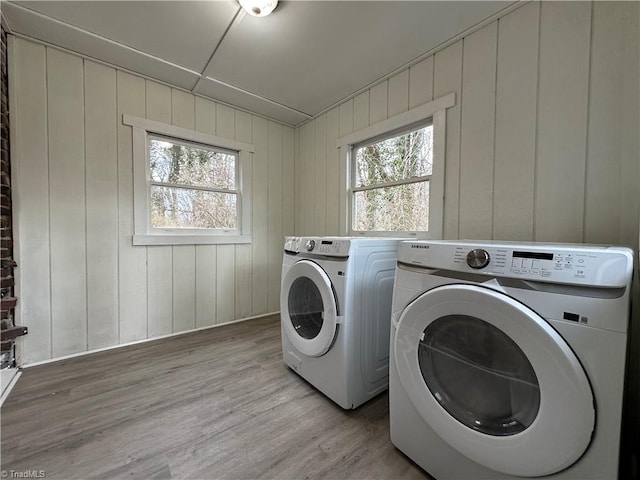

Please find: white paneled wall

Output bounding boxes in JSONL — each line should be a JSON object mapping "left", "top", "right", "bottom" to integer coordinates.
{"left": 8, "top": 1, "right": 639, "bottom": 366}
{"left": 295, "top": 1, "right": 640, "bottom": 249}
{"left": 493, "top": 3, "right": 538, "bottom": 241}
{"left": 10, "top": 37, "right": 294, "bottom": 365}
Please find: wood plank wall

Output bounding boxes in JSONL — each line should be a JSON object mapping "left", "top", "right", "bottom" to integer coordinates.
{"left": 10, "top": 38, "right": 294, "bottom": 364}
{"left": 8, "top": 1, "right": 639, "bottom": 365}
{"left": 295, "top": 1, "right": 640, "bottom": 248}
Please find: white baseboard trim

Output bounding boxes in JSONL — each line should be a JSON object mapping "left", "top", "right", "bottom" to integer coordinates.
{"left": 22, "top": 311, "right": 280, "bottom": 369}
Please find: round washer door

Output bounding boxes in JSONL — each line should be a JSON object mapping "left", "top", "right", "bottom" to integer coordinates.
{"left": 394, "top": 284, "right": 594, "bottom": 477}
{"left": 281, "top": 260, "right": 339, "bottom": 357}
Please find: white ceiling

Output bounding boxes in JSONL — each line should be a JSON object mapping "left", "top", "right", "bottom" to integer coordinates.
{"left": 2, "top": 1, "right": 515, "bottom": 126}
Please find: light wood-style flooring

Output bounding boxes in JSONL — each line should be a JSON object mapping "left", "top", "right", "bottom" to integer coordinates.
{"left": 1, "top": 315, "right": 431, "bottom": 479}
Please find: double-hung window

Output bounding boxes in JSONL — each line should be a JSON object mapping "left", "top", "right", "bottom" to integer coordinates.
{"left": 124, "top": 115, "right": 254, "bottom": 245}
{"left": 337, "top": 93, "right": 455, "bottom": 239}
{"left": 352, "top": 122, "right": 433, "bottom": 232}
{"left": 148, "top": 135, "right": 238, "bottom": 230}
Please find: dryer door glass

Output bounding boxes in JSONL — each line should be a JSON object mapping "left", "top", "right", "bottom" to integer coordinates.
{"left": 288, "top": 277, "right": 324, "bottom": 339}
{"left": 418, "top": 314, "right": 540, "bottom": 436}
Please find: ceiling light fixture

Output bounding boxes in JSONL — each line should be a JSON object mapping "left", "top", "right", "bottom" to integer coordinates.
{"left": 238, "top": 0, "right": 278, "bottom": 17}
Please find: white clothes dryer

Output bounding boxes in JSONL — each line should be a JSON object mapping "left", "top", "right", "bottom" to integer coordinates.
{"left": 389, "top": 240, "right": 634, "bottom": 479}
{"left": 281, "top": 236, "right": 401, "bottom": 409}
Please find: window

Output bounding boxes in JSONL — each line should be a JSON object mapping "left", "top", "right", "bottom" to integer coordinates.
{"left": 352, "top": 123, "right": 433, "bottom": 232}
{"left": 123, "top": 115, "right": 254, "bottom": 245}
{"left": 337, "top": 93, "right": 455, "bottom": 239}
{"left": 148, "top": 136, "right": 238, "bottom": 230}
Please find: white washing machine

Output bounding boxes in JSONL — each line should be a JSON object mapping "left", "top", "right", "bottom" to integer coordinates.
{"left": 389, "top": 240, "right": 634, "bottom": 479}
{"left": 280, "top": 236, "right": 401, "bottom": 409}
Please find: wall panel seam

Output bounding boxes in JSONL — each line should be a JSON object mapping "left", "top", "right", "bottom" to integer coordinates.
{"left": 431, "top": 55, "right": 435, "bottom": 102}
{"left": 115, "top": 71, "right": 120, "bottom": 344}
{"left": 145, "top": 80, "right": 151, "bottom": 338}
{"left": 583, "top": 0, "right": 595, "bottom": 244}
{"left": 491, "top": 20, "right": 500, "bottom": 240}
{"left": 532, "top": 0, "right": 542, "bottom": 242}
{"left": 83, "top": 58, "right": 89, "bottom": 350}
{"left": 45, "top": 45, "right": 53, "bottom": 359}
{"left": 457, "top": 38, "right": 465, "bottom": 239}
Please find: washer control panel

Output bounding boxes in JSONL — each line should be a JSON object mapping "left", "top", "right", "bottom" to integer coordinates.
{"left": 398, "top": 240, "right": 633, "bottom": 288}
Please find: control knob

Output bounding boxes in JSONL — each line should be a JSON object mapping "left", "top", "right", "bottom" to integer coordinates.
{"left": 467, "top": 249, "right": 490, "bottom": 269}
{"left": 305, "top": 240, "right": 316, "bottom": 251}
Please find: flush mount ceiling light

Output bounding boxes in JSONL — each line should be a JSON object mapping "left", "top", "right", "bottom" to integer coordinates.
{"left": 238, "top": 0, "right": 278, "bottom": 17}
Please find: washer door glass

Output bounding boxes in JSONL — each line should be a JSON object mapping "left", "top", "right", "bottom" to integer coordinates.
{"left": 419, "top": 315, "right": 540, "bottom": 436}
{"left": 288, "top": 277, "right": 324, "bottom": 339}
{"left": 280, "top": 260, "right": 339, "bottom": 357}
{"left": 393, "top": 283, "right": 594, "bottom": 477}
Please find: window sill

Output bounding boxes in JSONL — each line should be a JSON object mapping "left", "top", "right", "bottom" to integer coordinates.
{"left": 133, "top": 234, "right": 252, "bottom": 246}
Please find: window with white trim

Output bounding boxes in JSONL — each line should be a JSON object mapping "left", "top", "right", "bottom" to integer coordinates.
{"left": 124, "top": 115, "right": 254, "bottom": 245}
{"left": 337, "top": 93, "right": 455, "bottom": 239}
{"left": 352, "top": 122, "right": 433, "bottom": 232}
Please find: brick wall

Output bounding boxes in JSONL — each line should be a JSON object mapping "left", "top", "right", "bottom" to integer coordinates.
{"left": 1, "top": 24, "right": 17, "bottom": 368}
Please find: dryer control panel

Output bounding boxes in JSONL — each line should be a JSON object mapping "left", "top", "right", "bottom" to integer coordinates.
{"left": 398, "top": 240, "right": 634, "bottom": 288}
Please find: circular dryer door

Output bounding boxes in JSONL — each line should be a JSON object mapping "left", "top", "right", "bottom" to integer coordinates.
{"left": 281, "top": 260, "right": 339, "bottom": 357}
{"left": 393, "top": 284, "right": 595, "bottom": 477}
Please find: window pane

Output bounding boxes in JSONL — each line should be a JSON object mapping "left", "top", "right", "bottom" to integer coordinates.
{"left": 354, "top": 181, "right": 429, "bottom": 231}
{"left": 355, "top": 125, "right": 433, "bottom": 188}
{"left": 149, "top": 138, "right": 236, "bottom": 190}
{"left": 151, "top": 185, "right": 237, "bottom": 229}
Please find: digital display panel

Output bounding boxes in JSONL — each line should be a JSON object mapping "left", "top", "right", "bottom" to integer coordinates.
{"left": 513, "top": 251, "right": 554, "bottom": 261}
{"left": 321, "top": 240, "right": 333, "bottom": 245}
